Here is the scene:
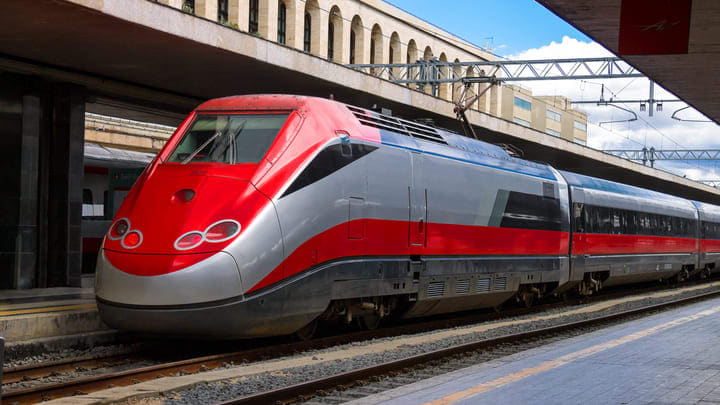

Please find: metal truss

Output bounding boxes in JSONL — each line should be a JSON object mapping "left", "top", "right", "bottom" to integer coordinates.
{"left": 697, "top": 180, "right": 720, "bottom": 188}
{"left": 604, "top": 147, "right": 720, "bottom": 167}
{"left": 347, "top": 57, "right": 643, "bottom": 85}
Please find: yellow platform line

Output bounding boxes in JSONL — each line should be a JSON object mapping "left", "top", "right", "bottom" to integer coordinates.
{"left": 424, "top": 304, "right": 720, "bottom": 405}
{"left": 0, "top": 303, "right": 96, "bottom": 317}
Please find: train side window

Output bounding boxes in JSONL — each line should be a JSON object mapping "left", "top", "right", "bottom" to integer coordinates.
{"left": 628, "top": 211, "right": 637, "bottom": 234}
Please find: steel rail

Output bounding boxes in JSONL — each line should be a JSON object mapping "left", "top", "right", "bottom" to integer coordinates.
{"left": 216, "top": 289, "right": 720, "bottom": 405}
{"left": 4, "top": 279, "right": 717, "bottom": 404}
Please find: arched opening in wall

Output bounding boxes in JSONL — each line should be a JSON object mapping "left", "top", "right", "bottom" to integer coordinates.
{"left": 328, "top": 5, "right": 343, "bottom": 62}
{"left": 350, "top": 15, "right": 364, "bottom": 64}
{"left": 389, "top": 32, "right": 401, "bottom": 78}
{"left": 438, "top": 53, "right": 448, "bottom": 100}
{"left": 249, "top": 0, "right": 259, "bottom": 33}
{"left": 183, "top": 0, "right": 194, "bottom": 13}
{"left": 423, "top": 46, "right": 433, "bottom": 61}
{"left": 406, "top": 39, "right": 417, "bottom": 88}
{"left": 217, "top": 0, "right": 228, "bottom": 23}
{"left": 422, "top": 46, "right": 433, "bottom": 94}
{"left": 277, "top": 0, "right": 287, "bottom": 44}
{"left": 370, "top": 24, "right": 383, "bottom": 75}
{"left": 303, "top": 12, "right": 311, "bottom": 52}
{"left": 304, "top": 0, "right": 321, "bottom": 55}
{"left": 452, "top": 58, "right": 463, "bottom": 103}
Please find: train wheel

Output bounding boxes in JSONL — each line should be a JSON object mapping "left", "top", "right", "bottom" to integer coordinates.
{"left": 522, "top": 292, "right": 535, "bottom": 308}
{"left": 356, "top": 313, "right": 382, "bottom": 330}
{"left": 295, "top": 319, "right": 318, "bottom": 341}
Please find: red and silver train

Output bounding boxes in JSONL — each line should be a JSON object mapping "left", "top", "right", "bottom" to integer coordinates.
{"left": 95, "top": 95, "right": 720, "bottom": 338}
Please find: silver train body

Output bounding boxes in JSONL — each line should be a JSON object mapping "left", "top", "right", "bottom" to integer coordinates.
{"left": 95, "top": 96, "right": 720, "bottom": 338}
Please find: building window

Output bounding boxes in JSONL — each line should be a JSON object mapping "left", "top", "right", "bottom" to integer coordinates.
{"left": 183, "top": 0, "right": 194, "bottom": 13}
{"left": 277, "top": 1, "right": 286, "bottom": 44}
{"left": 574, "top": 138, "right": 587, "bottom": 146}
{"left": 389, "top": 45, "right": 394, "bottom": 64}
{"left": 546, "top": 109, "right": 561, "bottom": 122}
{"left": 546, "top": 128, "right": 561, "bottom": 137}
{"left": 303, "top": 12, "right": 311, "bottom": 52}
{"left": 514, "top": 96, "right": 531, "bottom": 111}
{"left": 217, "top": 0, "right": 228, "bottom": 23}
{"left": 513, "top": 117, "right": 530, "bottom": 127}
{"left": 328, "top": 22, "right": 334, "bottom": 60}
{"left": 249, "top": 0, "right": 259, "bottom": 34}
{"left": 370, "top": 38, "right": 375, "bottom": 64}
{"left": 349, "top": 30, "right": 356, "bottom": 64}
{"left": 574, "top": 120, "right": 587, "bottom": 131}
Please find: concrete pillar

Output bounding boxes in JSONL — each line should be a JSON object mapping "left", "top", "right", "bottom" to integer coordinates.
{"left": 360, "top": 27, "right": 371, "bottom": 64}
{"left": 0, "top": 75, "right": 39, "bottom": 289}
{"left": 46, "top": 84, "right": 85, "bottom": 288}
{"left": 340, "top": 16, "right": 352, "bottom": 64}
{"left": 259, "top": 0, "right": 277, "bottom": 40}
{"left": 159, "top": 0, "right": 183, "bottom": 8}
{"left": 289, "top": 0, "right": 304, "bottom": 49}
{"left": 316, "top": 8, "right": 329, "bottom": 58}
{"left": 196, "top": 0, "right": 219, "bottom": 20}
{"left": 0, "top": 74, "right": 85, "bottom": 289}
{"left": 229, "top": 0, "right": 249, "bottom": 31}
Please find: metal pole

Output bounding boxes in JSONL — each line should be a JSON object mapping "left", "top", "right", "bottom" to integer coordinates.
{"left": 649, "top": 80, "right": 655, "bottom": 117}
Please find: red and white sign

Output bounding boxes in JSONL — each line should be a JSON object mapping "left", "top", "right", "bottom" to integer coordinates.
{"left": 618, "top": 0, "right": 692, "bottom": 55}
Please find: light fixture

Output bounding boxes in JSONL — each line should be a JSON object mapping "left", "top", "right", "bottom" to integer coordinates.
{"left": 656, "top": 103, "right": 663, "bottom": 112}
{"left": 639, "top": 103, "right": 646, "bottom": 112}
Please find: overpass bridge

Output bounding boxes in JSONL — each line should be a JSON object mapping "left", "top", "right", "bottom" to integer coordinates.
{"left": 2, "top": 0, "right": 719, "bottom": 289}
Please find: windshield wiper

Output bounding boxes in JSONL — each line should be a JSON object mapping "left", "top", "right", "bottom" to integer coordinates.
{"left": 181, "top": 120, "right": 246, "bottom": 164}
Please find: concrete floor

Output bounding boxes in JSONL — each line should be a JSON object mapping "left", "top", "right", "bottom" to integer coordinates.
{"left": 348, "top": 296, "right": 720, "bottom": 405}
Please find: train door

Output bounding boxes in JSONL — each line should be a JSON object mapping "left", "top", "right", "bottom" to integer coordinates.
{"left": 409, "top": 152, "right": 427, "bottom": 247}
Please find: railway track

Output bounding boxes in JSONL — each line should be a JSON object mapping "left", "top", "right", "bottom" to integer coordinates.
{"left": 3, "top": 280, "right": 718, "bottom": 404}
{"left": 213, "top": 289, "right": 720, "bottom": 405}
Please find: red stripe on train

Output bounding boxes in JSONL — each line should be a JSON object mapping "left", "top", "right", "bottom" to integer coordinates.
{"left": 248, "top": 219, "right": 570, "bottom": 293}
{"left": 701, "top": 239, "right": 720, "bottom": 253}
{"left": 572, "top": 233, "right": 697, "bottom": 255}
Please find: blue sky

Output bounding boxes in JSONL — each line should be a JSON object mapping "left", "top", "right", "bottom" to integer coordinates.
{"left": 386, "top": 0, "right": 591, "bottom": 56}
{"left": 385, "top": 0, "right": 720, "bottom": 181}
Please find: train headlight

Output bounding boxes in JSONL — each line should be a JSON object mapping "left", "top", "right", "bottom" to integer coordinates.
{"left": 204, "top": 220, "right": 241, "bottom": 243}
{"left": 108, "top": 218, "right": 130, "bottom": 240}
{"left": 175, "top": 231, "right": 204, "bottom": 250}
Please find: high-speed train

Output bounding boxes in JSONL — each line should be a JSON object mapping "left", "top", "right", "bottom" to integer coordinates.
{"left": 95, "top": 95, "right": 720, "bottom": 338}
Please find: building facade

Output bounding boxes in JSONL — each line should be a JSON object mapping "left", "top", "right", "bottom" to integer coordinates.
{"left": 152, "top": 0, "right": 588, "bottom": 144}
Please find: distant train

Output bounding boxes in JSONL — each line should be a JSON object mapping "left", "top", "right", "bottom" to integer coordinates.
{"left": 94, "top": 95, "right": 720, "bottom": 338}
{"left": 81, "top": 143, "right": 153, "bottom": 276}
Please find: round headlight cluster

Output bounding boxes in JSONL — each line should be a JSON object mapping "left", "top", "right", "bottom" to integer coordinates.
{"left": 107, "top": 218, "right": 143, "bottom": 249}
{"left": 174, "top": 220, "right": 241, "bottom": 251}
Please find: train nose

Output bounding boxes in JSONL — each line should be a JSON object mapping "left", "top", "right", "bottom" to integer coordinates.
{"left": 95, "top": 247, "right": 243, "bottom": 306}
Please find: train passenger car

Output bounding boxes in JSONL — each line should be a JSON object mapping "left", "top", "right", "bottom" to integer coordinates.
{"left": 561, "top": 171, "right": 699, "bottom": 294}
{"left": 692, "top": 200, "right": 720, "bottom": 277}
{"left": 95, "top": 95, "right": 571, "bottom": 337}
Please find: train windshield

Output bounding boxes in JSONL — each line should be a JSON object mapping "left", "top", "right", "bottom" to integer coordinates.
{"left": 167, "top": 113, "right": 290, "bottom": 164}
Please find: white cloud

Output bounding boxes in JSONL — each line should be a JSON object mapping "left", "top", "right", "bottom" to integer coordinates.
{"left": 507, "top": 36, "right": 720, "bottom": 180}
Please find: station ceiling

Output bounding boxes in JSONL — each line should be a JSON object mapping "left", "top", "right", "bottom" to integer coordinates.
{"left": 537, "top": 0, "right": 720, "bottom": 125}
{"left": 3, "top": 0, "right": 720, "bottom": 202}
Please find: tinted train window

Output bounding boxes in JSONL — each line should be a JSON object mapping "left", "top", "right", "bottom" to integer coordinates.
{"left": 282, "top": 143, "right": 378, "bottom": 196}
{"left": 500, "top": 191, "right": 562, "bottom": 231}
{"left": 167, "top": 113, "right": 289, "bottom": 164}
{"left": 703, "top": 221, "right": 720, "bottom": 240}
{"left": 574, "top": 203, "right": 695, "bottom": 238}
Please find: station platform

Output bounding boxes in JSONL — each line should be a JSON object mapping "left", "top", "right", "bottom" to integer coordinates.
{"left": 349, "top": 296, "right": 720, "bottom": 405}
{"left": 0, "top": 282, "right": 107, "bottom": 343}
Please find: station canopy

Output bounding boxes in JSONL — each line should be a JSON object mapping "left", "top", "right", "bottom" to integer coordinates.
{"left": 537, "top": 0, "right": 720, "bottom": 125}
